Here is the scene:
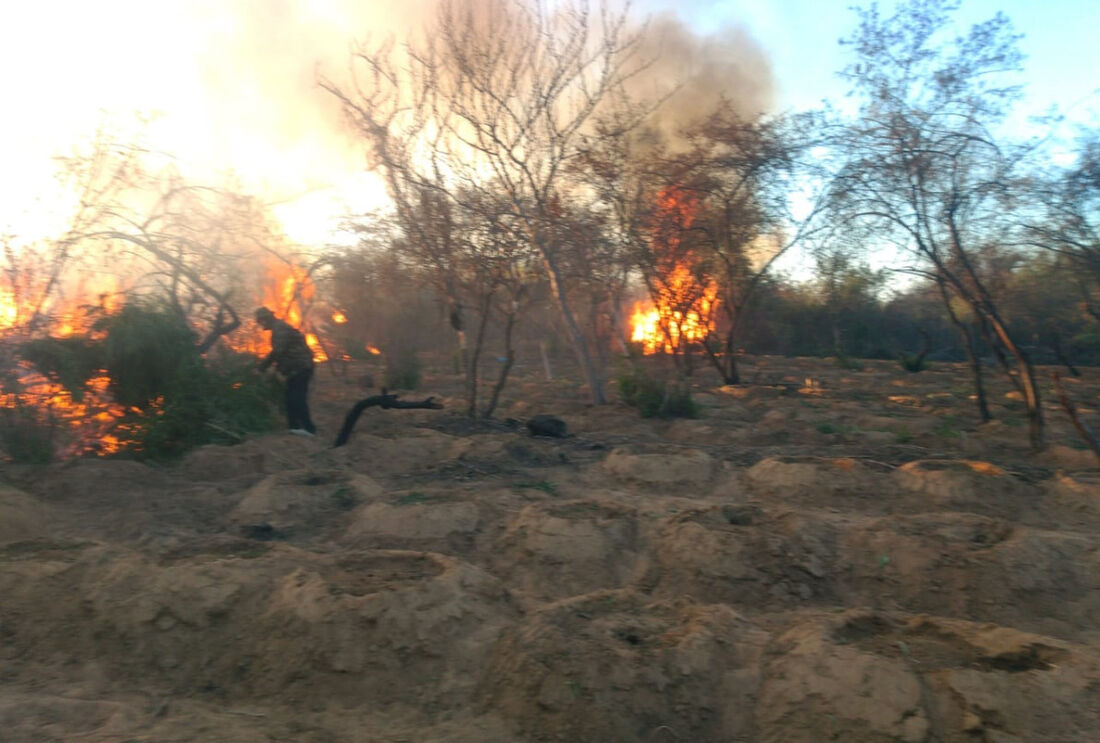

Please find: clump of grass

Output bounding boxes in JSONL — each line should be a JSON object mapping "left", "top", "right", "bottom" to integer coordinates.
{"left": 897, "top": 351, "right": 927, "bottom": 373}
{"left": 0, "top": 406, "right": 56, "bottom": 464}
{"left": 516, "top": 480, "right": 558, "bottom": 495}
{"left": 833, "top": 352, "right": 862, "bottom": 370}
{"left": 616, "top": 368, "right": 699, "bottom": 419}
{"left": 384, "top": 350, "right": 421, "bottom": 390}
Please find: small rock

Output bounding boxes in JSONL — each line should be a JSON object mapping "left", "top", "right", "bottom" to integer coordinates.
{"left": 962, "top": 710, "right": 983, "bottom": 732}
{"left": 722, "top": 504, "right": 763, "bottom": 526}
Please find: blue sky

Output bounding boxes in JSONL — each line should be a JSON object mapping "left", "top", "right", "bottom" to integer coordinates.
{"left": 651, "top": 0, "right": 1099, "bottom": 125}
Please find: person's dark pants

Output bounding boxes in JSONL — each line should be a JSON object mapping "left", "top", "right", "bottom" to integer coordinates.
{"left": 285, "top": 368, "right": 316, "bottom": 433}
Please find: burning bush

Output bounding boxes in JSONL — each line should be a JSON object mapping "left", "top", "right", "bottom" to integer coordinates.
{"left": 2, "top": 301, "right": 282, "bottom": 462}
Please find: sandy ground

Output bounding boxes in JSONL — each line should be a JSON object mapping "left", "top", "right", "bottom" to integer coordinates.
{"left": 1, "top": 356, "right": 1098, "bottom": 742}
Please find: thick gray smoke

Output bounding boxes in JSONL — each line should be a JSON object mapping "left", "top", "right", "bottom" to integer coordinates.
{"left": 189, "top": 2, "right": 775, "bottom": 183}
{"left": 630, "top": 14, "right": 776, "bottom": 144}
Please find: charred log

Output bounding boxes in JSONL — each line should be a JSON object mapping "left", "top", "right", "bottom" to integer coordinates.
{"left": 332, "top": 391, "right": 443, "bottom": 447}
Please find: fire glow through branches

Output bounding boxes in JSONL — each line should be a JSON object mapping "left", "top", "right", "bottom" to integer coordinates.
{"left": 630, "top": 186, "right": 719, "bottom": 354}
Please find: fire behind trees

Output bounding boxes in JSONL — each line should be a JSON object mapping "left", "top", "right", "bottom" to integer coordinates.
{"left": 2, "top": 0, "right": 1099, "bottom": 460}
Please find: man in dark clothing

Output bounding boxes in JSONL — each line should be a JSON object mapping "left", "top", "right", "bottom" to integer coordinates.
{"left": 255, "top": 306, "right": 316, "bottom": 435}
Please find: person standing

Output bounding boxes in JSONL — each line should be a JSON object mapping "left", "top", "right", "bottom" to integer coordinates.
{"left": 255, "top": 306, "right": 316, "bottom": 435}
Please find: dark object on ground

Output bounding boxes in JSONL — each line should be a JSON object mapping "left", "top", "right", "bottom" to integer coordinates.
{"left": 527, "top": 414, "right": 568, "bottom": 438}
{"left": 239, "top": 523, "right": 286, "bottom": 541}
{"left": 332, "top": 391, "right": 444, "bottom": 447}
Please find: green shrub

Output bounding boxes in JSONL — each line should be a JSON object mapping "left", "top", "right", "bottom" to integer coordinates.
{"left": 384, "top": 351, "right": 421, "bottom": 390}
{"left": 833, "top": 352, "right": 862, "bottom": 370}
{"left": 616, "top": 368, "right": 699, "bottom": 419}
{"left": 0, "top": 407, "right": 56, "bottom": 464}
{"left": 897, "top": 352, "right": 927, "bottom": 373}
{"left": 121, "top": 351, "right": 281, "bottom": 460}
{"left": 94, "top": 302, "right": 199, "bottom": 409}
{"left": 17, "top": 336, "right": 105, "bottom": 401}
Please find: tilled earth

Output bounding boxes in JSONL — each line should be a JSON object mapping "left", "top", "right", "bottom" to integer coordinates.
{"left": 1, "top": 357, "right": 1098, "bottom": 742}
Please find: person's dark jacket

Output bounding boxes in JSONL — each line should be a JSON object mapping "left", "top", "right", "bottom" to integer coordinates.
{"left": 259, "top": 319, "right": 314, "bottom": 375}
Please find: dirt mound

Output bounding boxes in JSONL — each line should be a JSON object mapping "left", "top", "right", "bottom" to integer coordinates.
{"left": 892, "top": 459, "right": 1027, "bottom": 518}
{"left": 600, "top": 445, "right": 716, "bottom": 487}
{"left": 0, "top": 484, "right": 52, "bottom": 542}
{"left": 480, "top": 590, "right": 768, "bottom": 742}
{"left": 759, "top": 611, "right": 1099, "bottom": 743}
{"left": 744, "top": 455, "right": 882, "bottom": 508}
{"left": 641, "top": 505, "right": 838, "bottom": 607}
{"left": 343, "top": 489, "right": 482, "bottom": 552}
{"left": 838, "top": 514, "right": 1100, "bottom": 637}
{"left": 491, "top": 500, "right": 642, "bottom": 601}
{"left": 334, "top": 428, "right": 459, "bottom": 476}
{"left": 1, "top": 542, "right": 516, "bottom": 712}
{"left": 229, "top": 467, "right": 382, "bottom": 535}
{"left": 5, "top": 360, "right": 1100, "bottom": 742}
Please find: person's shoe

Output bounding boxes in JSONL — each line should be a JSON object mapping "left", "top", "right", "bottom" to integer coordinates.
{"left": 289, "top": 428, "right": 315, "bottom": 437}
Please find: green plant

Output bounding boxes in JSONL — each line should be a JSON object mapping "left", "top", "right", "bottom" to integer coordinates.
{"left": 121, "top": 351, "right": 282, "bottom": 459}
{"left": 384, "top": 350, "right": 421, "bottom": 390}
{"left": 0, "top": 407, "right": 56, "bottom": 464}
{"left": 616, "top": 368, "right": 699, "bottom": 419}
{"left": 94, "top": 301, "right": 199, "bottom": 409}
{"left": 892, "top": 429, "right": 914, "bottom": 444}
{"left": 329, "top": 485, "right": 359, "bottom": 510}
{"left": 897, "top": 351, "right": 927, "bottom": 373}
{"left": 516, "top": 480, "right": 557, "bottom": 495}
{"left": 17, "top": 336, "right": 105, "bottom": 400}
{"left": 394, "top": 491, "right": 439, "bottom": 506}
{"left": 833, "top": 352, "right": 862, "bottom": 370}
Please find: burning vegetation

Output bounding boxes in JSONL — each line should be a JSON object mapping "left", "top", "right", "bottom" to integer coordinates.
{"left": 0, "top": 245, "right": 342, "bottom": 462}
{"left": 0, "top": 0, "right": 1098, "bottom": 464}
{"left": 630, "top": 187, "right": 719, "bottom": 355}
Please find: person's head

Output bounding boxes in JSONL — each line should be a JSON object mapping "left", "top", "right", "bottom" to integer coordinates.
{"left": 254, "top": 306, "right": 276, "bottom": 329}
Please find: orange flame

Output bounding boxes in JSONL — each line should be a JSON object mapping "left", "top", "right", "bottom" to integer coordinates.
{"left": 225, "top": 259, "right": 328, "bottom": 363}
{"left": 630, "top": 186, "right": 718, "bottom": 354}
{"left": 332, "top": 310, "right": 347, "bottom": 324}
{"left": 0, "top": 364, "right": 134, "bottom": 458}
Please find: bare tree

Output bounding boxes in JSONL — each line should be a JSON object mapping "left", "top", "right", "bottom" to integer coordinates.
{"left": 825, "top": 0, "right": 1046, "bottom": 449}
{"left": 1023, "top": 134, "right": 1100, "bottom": 321}
{"left": 322, "top": 0, "right": 660, "bottom": 404}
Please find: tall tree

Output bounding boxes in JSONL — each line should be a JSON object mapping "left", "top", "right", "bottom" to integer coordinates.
{"left": 826, "top": 0, "right": 1046, "bottom": 448}
{"left": 322, "top": 0, "right": 658, "bottom": 403}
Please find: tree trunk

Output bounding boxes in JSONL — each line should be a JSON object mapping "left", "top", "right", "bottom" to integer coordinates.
{"left": 939, "top": 280, "right": 991, "bottom": 423}
{"left": 482, "top": 309, "right": 517, "bottom": 419}
{"left": 1049, "top": 334, "right": 1080, "bottom": 377}
{"left": 465, "top": 295, "right": 493, "bottom": 418}
{"left": 986, "top": 312, "right": 1045, "bottom": 451}
{"left": 540, "top": 250, "right": 607, "bottom": 404}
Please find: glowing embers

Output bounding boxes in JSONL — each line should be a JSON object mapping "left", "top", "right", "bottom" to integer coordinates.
{"left": 629, "top": 186, "right": 719, "bottom": 354}
{"left": 0, "top": 362, "right": 137, "bottom": 458}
